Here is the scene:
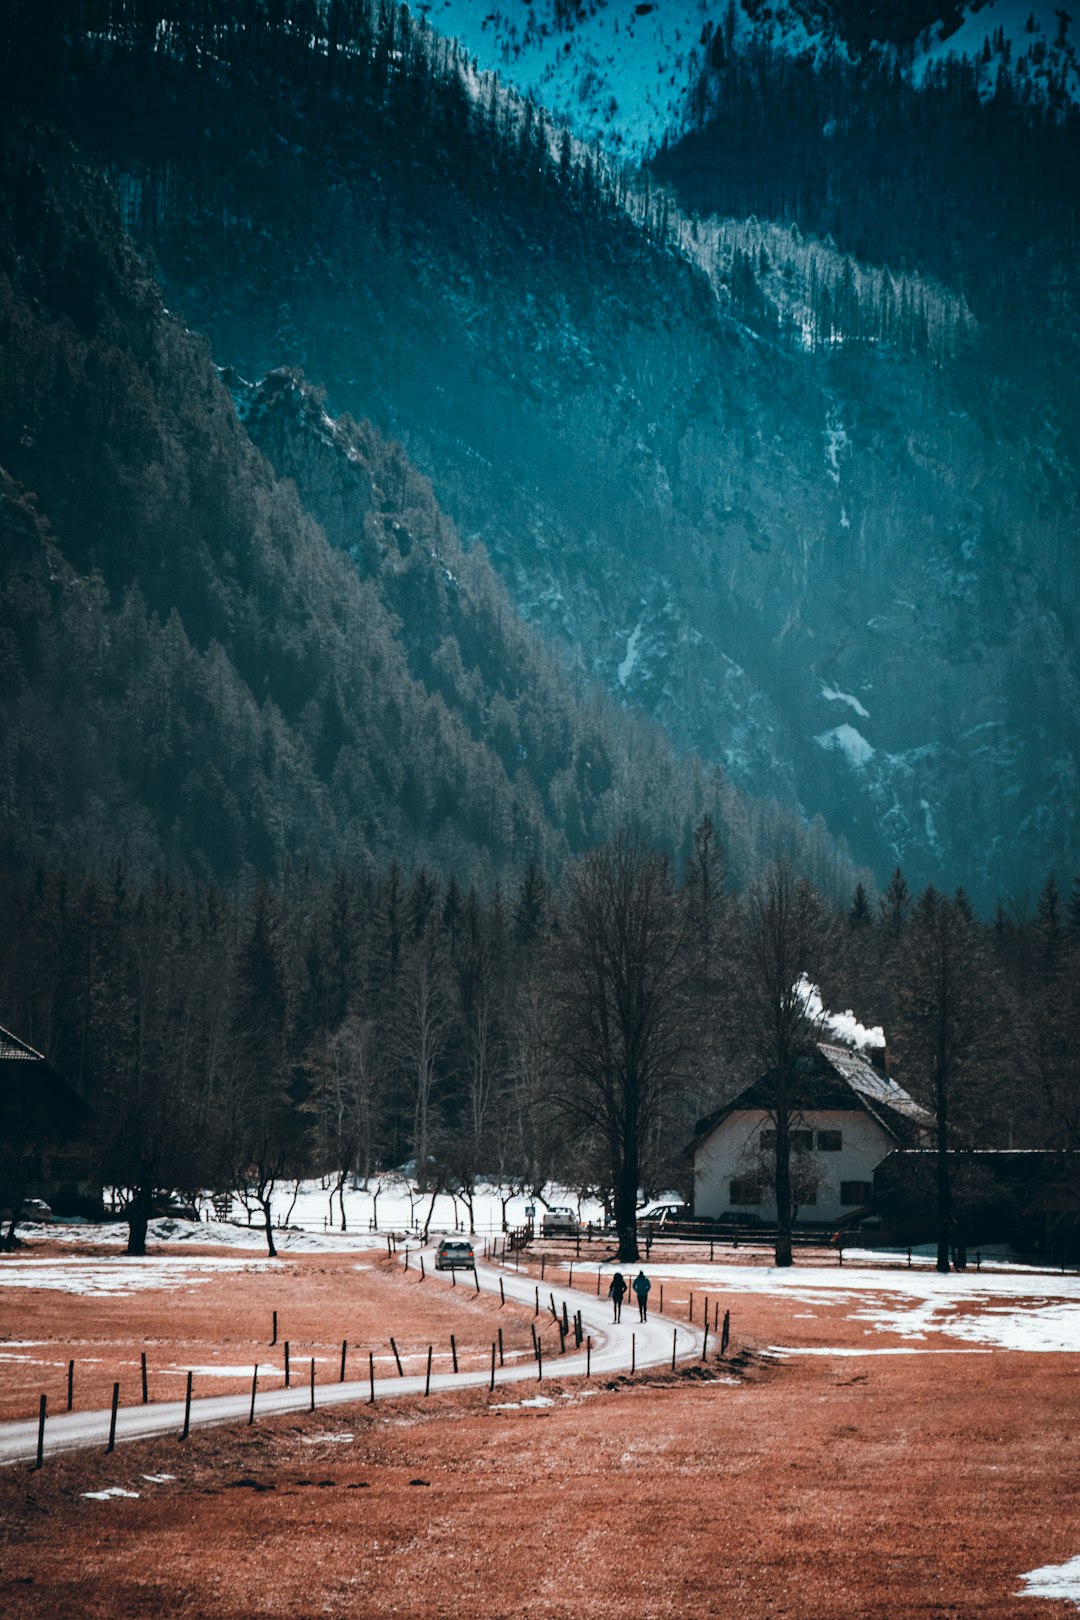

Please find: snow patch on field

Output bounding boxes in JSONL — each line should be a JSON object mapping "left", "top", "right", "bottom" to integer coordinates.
{"left": 1019, "top": 1553, "right": 1080, "bottom": 1607}
{"left": 0, "top": 1256, "right": 269, "bottom": 1296}
{"left": 633, "top": 1261, "right": 1080, "bottom": 1353}
{"left": 82, "top": 1487, "right": 140, "bottom": 1501}
{"left": 765, "top": 1345, "right": 992, "bottom": 1358}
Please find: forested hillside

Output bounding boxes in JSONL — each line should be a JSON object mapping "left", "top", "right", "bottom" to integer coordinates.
{"left": 5, "top": 0, "right": 1075, "bottom": 902}
{"left": 0, "top": 121, "right": 848, "bottom": 889}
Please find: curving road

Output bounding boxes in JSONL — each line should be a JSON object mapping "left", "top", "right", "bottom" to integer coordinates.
{"left": 0, "top": 1249, "right": 705, "bottom": 1466}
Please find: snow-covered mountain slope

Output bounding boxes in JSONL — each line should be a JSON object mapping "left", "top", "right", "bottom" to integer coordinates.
{"left": 430, "top": 0, "right": 1079, "bottom": 160}
{"left": 423, "top": 0, "right": 715, "bottom": 155}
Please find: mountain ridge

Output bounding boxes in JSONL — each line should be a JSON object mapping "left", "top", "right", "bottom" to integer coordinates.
{"left": 2, "top": 5, "right": 1077, "bottom": 904}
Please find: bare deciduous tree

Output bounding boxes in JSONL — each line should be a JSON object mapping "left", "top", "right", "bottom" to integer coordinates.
{"left": 550, "top": 831, "right": 691, "bottom": 1262}
{"left": 728, "top": 861, "right": 835, "bottom": 1267}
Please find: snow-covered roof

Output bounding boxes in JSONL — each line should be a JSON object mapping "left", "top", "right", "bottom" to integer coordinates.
{"left": 692, "top": 1039, "right": 931, "bottom": 1151}
{"left": 0, "top": 1026, "right": 44, "bottom": 1062}
{"left": 816, "top": 1042, "right": 931, "bottom": 1128}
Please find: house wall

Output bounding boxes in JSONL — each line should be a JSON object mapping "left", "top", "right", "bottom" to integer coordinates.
{"left": 693, "top": 1108, "right": 895, "bottom": 1224}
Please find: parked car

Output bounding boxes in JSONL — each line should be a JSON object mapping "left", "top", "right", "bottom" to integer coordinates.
{"left": 152, "top": 1195, "right": 199, "bottom": 1220}
{"left": 718, "top": 1211, "right": 767, "bottom": 1228}
{"left": 541, "top": 1206, "right": 581, "bottom": 1237}
{"left": 16, "top": 1198, "right": 53, "bottom": 1223}
{"left": 435, "top": 1239, "right": 475, "bottom": 1270}
{"left": 638, "top": 1202, "right": 687, "bottom": 1227}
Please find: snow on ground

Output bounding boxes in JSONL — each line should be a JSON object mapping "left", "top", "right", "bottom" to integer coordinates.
{"left": 915, "top": 0, "right": 1080, "bottom": 105}
{"left": 424, "top": 0, "right": 1080, "bottom": 172}
{"left": 612, "top": 1259, "right": 1080, "bottom": 1353}
{"left": 423, "top": 0, "right": 716, "bottom": 156}
{"left": 0, "top": 1256, "right": 272, "bottom": 1296}
{"left": 815, "top": 721, "right": 875, "bottom": 768}
{"left": 821, "top": 683, "right": 870, "bottom": 719}
{"left": 1019, "top": 1554, "right": 1080, "bottom": 1609}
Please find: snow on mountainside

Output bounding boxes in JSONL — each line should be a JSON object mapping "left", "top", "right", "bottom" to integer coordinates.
{"left": 429, "top": 0, "right": 1079, "bottom": 160}
{"left": 424, "top": 0, "right": 715, "bottom": 155}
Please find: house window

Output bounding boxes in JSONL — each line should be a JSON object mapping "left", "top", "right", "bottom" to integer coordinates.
{"left": 729, "top": 1179, "right": 762, "bottom": 1205}
{"left": 840, "top": 1181, "right": 872, "bottom": 1206}
{"left": 817, "top": 1130, "right": 842, "bottom": 1152}
{"left": 760, "top": 1128, "right": 814, "bottom": 1153}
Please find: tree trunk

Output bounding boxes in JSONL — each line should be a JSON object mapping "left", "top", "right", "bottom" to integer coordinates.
{"left": 126, "top": 1187, "right": 153, "bottom": 1257}
{"left": 260, "top": 1196, "right": 278, "bottom": 1259}
{"left": 615, "top": 1153, "right": 640, "bottom": 1264}
{"left": 774, "top": 1108, "right": 794, "bottom": 1268}
{"left": 935, "top": 1060, "right": 951, "bottom": 1274}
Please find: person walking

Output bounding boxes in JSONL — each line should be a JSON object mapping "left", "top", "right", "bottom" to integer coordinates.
{"left": 608, "top": 1270, "right": 627, "bottom": 1323}
{"left": 632, "top": 1269, "right": 651, "bottom": 1322}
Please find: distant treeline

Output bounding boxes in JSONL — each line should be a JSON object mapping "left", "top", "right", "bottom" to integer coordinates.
{"left": 2, "top": 836, "right": 1078, "bottom": 1242}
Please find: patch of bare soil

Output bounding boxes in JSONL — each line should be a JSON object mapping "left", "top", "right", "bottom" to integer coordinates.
{"left": 2, "top": 1242, "right": 1079, "bottom": 1618}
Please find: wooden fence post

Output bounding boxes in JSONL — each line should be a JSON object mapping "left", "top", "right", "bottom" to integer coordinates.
{"left": 499, "top": 1277, "right": 505, "bottom": 1306}
{"left": 284, "top": 1342, "right": 290, "bottom": 1388}
{"left": 424, "top": 1346, "right": 433, "bottom": 1396}
{"left": 67, "top": 1360, "right": 74, "bottom": 1412}
{"left": 179, "top": 1373, "right": 191, "bottom": 1442}
{"left": 35, "top": 1394, "right": 46, "bottom": 1470}
{"left": 249, "top": 1366, "right": 258, "bottom": 1425}
{"left": 450, "top": 1334, "right": 458, "bottom": 1373}
{"left": 107, "top": 1382, "right": 120, "bottom": 1453}
{"left": 340, "top": 1340, "right": 347, "bottom": 1382}
{"left": 498, "top": 1327, "right": 504, "bottom": 1366}
{"left": 671, "top": 1329, "right": 677, "bottom": 1372}
{"left": 631, "top": 1333, "right": 636, "bottom": 1375}
{"left": 271, "top": 1310, "right": 277, "bottom": 1346}
{"left": 390, "top": 1338, "right": 404, "bottom": 1377}
{"left": 721, "top": 1309, "right": 730, "bottom": 1355}
{"left": 141, "top": 1351, "right": 148, "bottom": 1404}
{"left": 489, "top": 1343, "right": 496, "bottom": 1391}
{"left": 586, "top": 1336, "right": 591, "bottom": 1378}
{"left": 310, "top": 1358, "right": 316, "bottom": 1412}
{"left": 369, "top": 1351, "right": 375, "bottom": 1404}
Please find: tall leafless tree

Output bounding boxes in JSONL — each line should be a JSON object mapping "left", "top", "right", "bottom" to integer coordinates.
{"left": 550, "top": 831, "right": 692, "bottom": 1262}
{"left": 728, "top": 861, "right": 835, "bottom": 1267}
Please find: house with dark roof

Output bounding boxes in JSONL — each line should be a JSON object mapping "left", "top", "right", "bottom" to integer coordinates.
{"left": 0, "top": 1024, "right": 97, "bottom": 1227}
{"left": 691, "top": 1041, "right": 933, "bottom": 1226}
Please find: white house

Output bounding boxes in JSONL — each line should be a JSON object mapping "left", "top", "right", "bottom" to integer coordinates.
{"left": 691, "top": 1042, "right": 932, "bottom": 1226}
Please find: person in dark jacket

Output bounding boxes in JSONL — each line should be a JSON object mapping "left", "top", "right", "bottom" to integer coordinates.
{"left": 632, "top": 1270, "right": 651, "bottom": 1322}
{"left": 608, "top": 1271, "right": 627, "bottom": 1323}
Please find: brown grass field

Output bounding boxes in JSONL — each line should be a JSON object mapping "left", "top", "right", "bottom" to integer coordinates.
{"left": 2, "top": 1238, "right": 1078, "bottom": 1618}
